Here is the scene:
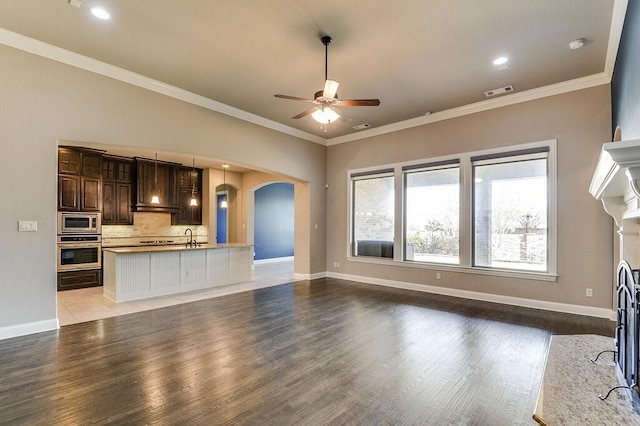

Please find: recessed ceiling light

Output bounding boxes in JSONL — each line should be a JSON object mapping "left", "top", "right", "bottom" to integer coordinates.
{"left": 493, "top": 56, "right": 509, "bottom": 66}
{"left": 569, "top": 38, "right": 585, "bottom": 50}
{"left": 90, "top": 7, "right": 111, "bottom": 20}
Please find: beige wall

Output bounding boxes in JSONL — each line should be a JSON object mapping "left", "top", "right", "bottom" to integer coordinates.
{"left": 326, "top": 85, "right": 614, "bottom": 309}
{"left": 0, "top": 44, "right": 326, "bottom": 333}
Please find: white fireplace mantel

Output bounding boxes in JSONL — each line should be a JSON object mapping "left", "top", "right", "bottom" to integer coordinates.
{"left": 591, "top": 139, "right": 640, "bottom": 269}
{"left": 590, "top": 139, "right": 640, "bottom": 226}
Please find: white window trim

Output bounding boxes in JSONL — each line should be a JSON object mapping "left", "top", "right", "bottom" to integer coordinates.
{"left": 347, "top": 139, "right": 558, "bottom": 282}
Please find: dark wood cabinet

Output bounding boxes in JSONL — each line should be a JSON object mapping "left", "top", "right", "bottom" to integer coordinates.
{"left": 173, "top": 167, "right": 202, "bottom": 225}
{"left": 58, "top": 175, "right": 101, "bottom": 212}
{"left": 58, "top": 147, "right": 103, "bottom": 212}
{"left": 133, "top": 158, "right": 179, "bottom": 213}
{"left": 102, "top": 157, "right": 133, "bottom": 224}
{"left": 80, "top": 177, "right": 101, "bottom": 211}
{"left": 102, "top": 157, "right": 132, "bottom": 182}
{"left": 59, "top": 149, "right": 204, "bottom": 221}
{"left": 58, "top": 149, "right": 81, "bottom": 175}
{"left": 57, "top": 269, "right": 102, "bottom": 291}
{"left": 103, "top": 181, "right": 132, "bottom": 224}
{"left": 81, "top": 152, "right": 102, "bottom": 177}
{"left": 58, "top": 174, "right": 81, "bottom": 211}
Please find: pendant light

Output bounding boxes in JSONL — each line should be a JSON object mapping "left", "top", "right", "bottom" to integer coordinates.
{"left": 220, "top": 164, "right": 229, "bottom": 209}
{"left": 189, "top": 158, "right": 198, "bottom": 207}
{"left": 150, "top": 153, "right": 160, "bottom": 204}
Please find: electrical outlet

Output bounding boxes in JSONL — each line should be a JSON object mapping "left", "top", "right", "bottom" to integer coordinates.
{"left": 185, "top": 270, "right": 190, "bottom": 278}
{"left": 336, "top": 262, "right": 340, "bottom": 268}
{"left": 436, "top": 273, "right": 441, "bottom": 280}
{"left": 586, "top": 288, "right": 593, "bottom": 297}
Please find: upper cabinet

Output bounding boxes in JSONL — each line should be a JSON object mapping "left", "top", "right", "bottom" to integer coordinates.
{"left": 102, "top": 156, "right": 133, "bottom": 225}
{"left": 58, "top": 147, "right": 103, "bottom": 212}
{"left": 132, "top": 158, "right": 179, "bottom": 213}
{"left": 173, "top": 167, "right": 202, "bottom": 225}
{"left": 58, "top": 147, "right": 203, "bottom": 221}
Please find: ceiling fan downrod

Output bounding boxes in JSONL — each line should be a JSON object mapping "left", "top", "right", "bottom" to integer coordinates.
{"left": 321, "top": 35, "right": 331, "bottom": 81}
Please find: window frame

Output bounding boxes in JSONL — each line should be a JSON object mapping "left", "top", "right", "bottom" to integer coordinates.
{"left": 471, "top": 149, "right": 551, "bottom": 273}
{"left": 346, "top": 139, "right": 557, "bottom": 281}
{"left": 403, "top": 160, "right": 461, "bottom": 265}
{"left": 349, "top": 168, "right": 395, "bottom": 259}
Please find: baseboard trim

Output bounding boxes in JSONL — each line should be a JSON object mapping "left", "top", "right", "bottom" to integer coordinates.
{"left": 0, "top": 318, "right": 59, "bottom": 341}
{"left": 254, "top": 256, "right": 294, "bottom": 265}
{"left": 294, "top": 271, "right": 326, "bottom": 281}
{"left": 326, "top": 272, "right": 616, "bottom": 320}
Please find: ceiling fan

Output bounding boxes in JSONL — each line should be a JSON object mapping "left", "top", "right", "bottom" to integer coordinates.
{"left": 274, "top": 35, "right": 380, "bottom": 127}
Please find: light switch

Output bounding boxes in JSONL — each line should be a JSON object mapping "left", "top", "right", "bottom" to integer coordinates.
{"left": 18, "top": 221, "right": 38, "bottom": 232}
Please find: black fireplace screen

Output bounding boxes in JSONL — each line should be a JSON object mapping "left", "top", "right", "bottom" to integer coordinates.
{"left": 616, "top": 261, "right": 640, "bottom": 402}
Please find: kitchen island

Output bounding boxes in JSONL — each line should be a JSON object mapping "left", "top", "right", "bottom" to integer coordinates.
{"left": 102, "top": 243, "right": 253, "bottom": 302}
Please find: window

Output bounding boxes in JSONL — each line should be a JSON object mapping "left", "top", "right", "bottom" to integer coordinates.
{"left": 473, "top": 149, "right": 549, "bottom": 272}
{"left": 351, "top": 171, "right": 394, "bottom": 258}
{"left": 347, "top": 140, "right": 556, "bottom": 280}
{"left": 404, "top": 162, "right": 459, "bottom": 264}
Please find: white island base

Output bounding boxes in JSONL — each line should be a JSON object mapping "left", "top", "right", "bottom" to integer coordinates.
{"left": 102, "top": 244, "right": 253, "bottom": 302}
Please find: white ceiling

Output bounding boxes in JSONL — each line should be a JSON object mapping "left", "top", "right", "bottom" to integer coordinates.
{"left": 0, "top": 0, "right": 624, "bottom": 143}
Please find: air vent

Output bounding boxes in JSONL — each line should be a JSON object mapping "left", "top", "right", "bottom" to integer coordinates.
{"left": 484, "top": 85, "right": 514, "bottom": 98}
{"left": 353, "top": 123, "right": 372, "bottom": 131}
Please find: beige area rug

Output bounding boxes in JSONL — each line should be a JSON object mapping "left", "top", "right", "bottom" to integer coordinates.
{"left": 533, "top": 334, "right": 640, "bottom": 425}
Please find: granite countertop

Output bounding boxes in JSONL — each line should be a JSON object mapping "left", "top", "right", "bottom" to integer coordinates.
{"left": 103, "top": 243, "right": 253, "bottom": 254}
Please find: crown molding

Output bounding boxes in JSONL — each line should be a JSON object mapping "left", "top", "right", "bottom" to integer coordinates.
{"left": 605, "top": 0, "right": 628, "bottom": 77}
{"left": 327, "top": 72, "right": 611, "bottom": 145}
{"left": 0, "top": 27, "right": 326, "bottom": 146}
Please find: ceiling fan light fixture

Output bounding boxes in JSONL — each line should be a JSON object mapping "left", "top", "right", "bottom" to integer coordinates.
{"left": 312, "top": 107, "right": 340, "bottom": 124}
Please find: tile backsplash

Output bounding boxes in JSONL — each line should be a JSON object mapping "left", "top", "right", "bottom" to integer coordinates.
{"left": 102, "top": 212, "right": 208, "bottom": 247}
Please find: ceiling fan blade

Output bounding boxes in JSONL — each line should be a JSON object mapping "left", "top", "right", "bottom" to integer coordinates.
{"left": 339, "top": 99, "right": 381, "bottom": 107}
{"left": 291, "top": 108, "right": 317, "bottom": 119}
{"left": 323, "top": 80, "right": 340, "bottom": 99}
{"left": 274, "top": 94, "right": 315, "bottom": 102}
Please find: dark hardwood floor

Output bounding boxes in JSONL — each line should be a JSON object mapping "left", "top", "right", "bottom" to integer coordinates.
{"left": 0, "top": 278, "right": 614, "bottom": 425}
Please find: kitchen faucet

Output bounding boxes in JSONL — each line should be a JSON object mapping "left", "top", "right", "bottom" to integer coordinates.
{"left": 184, "top": 228, "right": 194, "bottom": 247}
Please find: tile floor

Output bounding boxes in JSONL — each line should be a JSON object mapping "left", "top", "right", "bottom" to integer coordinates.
{"left": 57, "top": 257, "right": 295, "bottom": 326}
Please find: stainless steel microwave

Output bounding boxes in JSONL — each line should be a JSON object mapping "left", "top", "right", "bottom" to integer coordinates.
{"left": 57, "top": 212, "right": 101, "bottom": 234}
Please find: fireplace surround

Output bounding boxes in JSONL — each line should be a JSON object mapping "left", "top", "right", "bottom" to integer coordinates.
{"left": 590, "top": 138, "right": 640, "bottom": 408}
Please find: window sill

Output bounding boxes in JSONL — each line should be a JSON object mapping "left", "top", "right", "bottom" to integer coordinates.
{"left": 346, "top": 256, "right": 558, "bottom": 282}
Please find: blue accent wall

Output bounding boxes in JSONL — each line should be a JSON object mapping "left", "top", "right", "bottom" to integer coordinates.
{"left": 216, "top": 194, "right": 227, "bottom": 243}
{"left": 612, "top": 0, "right": 640, "bottom": 139}
{"left": 254, "top": 183, "right": 294, "bottom": 260}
